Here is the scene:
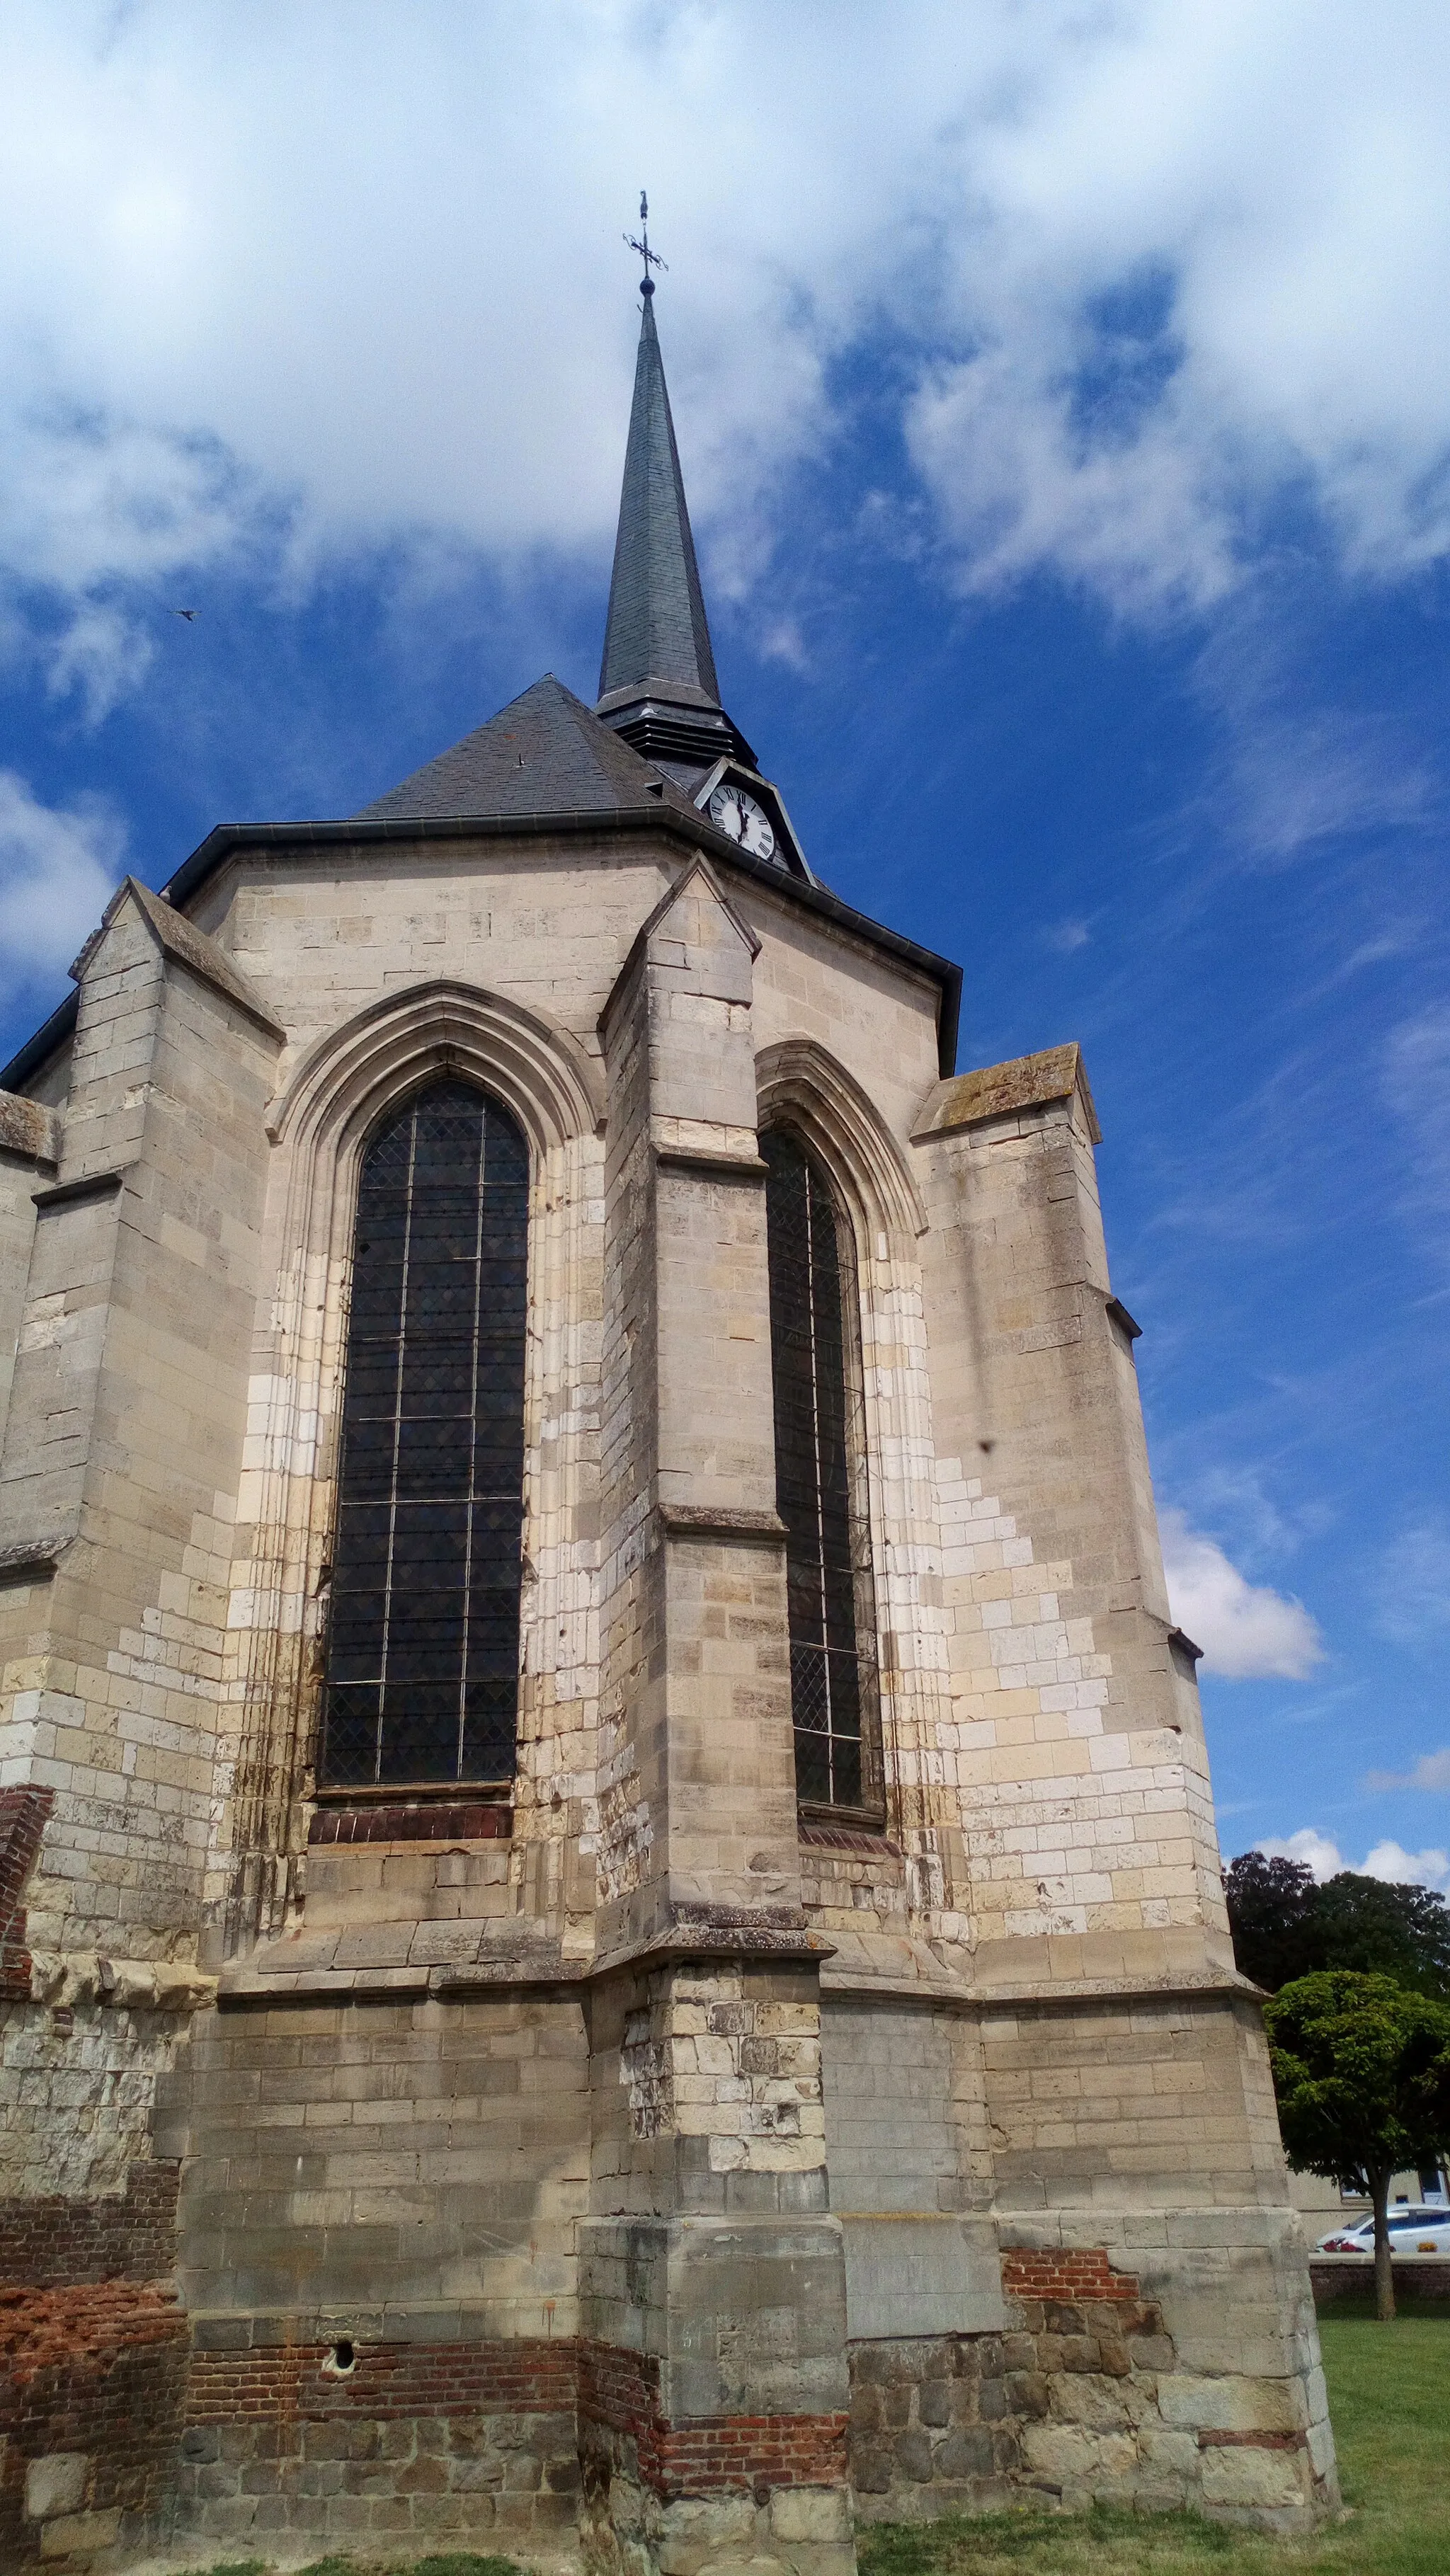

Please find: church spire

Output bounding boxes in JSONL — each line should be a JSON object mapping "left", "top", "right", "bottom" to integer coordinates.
{"left": 595, "top": 200, "right": 754, "bottom": 783}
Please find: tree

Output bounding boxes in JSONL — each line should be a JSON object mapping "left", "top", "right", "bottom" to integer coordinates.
{"left": 1264, "top": 1971, "right": 1450, "bottom": 2320}
{"left": 1312, "top": 1873, "right": 1450, "bottom": 1996}
{"left": 1223, "top": 1851, "right": 1319, "bottom": 1991}
{"left": 1225, "top": 1853, "right": 1450, "bottom": 1998}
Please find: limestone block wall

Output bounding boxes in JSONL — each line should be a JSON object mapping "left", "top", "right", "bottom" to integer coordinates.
{"left": 0, "top": 817, "right": 1340, "bottom": 2559}
{"left": 594, "top": 861, "right": 801, "bottom": 1952}
{"left": 908, "top": 1058, "right": 1233, "bottom": 1979}
{"left": 0, "top": 883, "right": 281, "bottom": 1981}
{"left": 983, "top": 1991, "right": 1293, "bottom": 2216}
{"left": 169, "top": 1992, "right": 589, "bottom": 2337}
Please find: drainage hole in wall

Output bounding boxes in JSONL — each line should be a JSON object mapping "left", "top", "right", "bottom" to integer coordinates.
{"left": 326, "top": 2339, "right": 356, "bottom": 2375}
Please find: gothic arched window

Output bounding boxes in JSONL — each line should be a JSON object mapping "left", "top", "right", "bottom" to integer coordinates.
{"left": 762, "top": 1128, "right": 882, "bottom": 1816}
{"left": 321, "top": 1079, "right": 528, "bottom": 1787}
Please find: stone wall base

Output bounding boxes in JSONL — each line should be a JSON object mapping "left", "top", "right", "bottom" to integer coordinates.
{"left": 3, "top": 2253, "right": 1337, "bottom": 2561}
{"left": 178, "top": 2337, "right": 581, "bottom": 2555}
{"left": 848, "top": 2248, "right": 1334, "bottom": 2534}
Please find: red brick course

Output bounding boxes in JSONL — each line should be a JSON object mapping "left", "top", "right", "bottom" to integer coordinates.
{"left": 578, "top": 2339, "right": 847, "bottom": 2498}
{"left": 1000, "top": 2249, "right": 1140, "bottom": 2303}
{"left": 186, "top": 2335, "right": 577, "bottom": 2424}
{"left": 0, "top": 2282, "right": 186, "bottom": 2378}
{"left": 186, "top": 2337, "right": 845, "bottom": 2498}
{"left": 0, "top": 2282, "right": 188, "bottom": 2569}
{"left": 0, "top": 2159, "right": 180, "bottom": 2291}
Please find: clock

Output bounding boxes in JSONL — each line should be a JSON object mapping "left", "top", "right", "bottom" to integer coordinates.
{"left": 708, "top": 780, "right": 776, "bottom": 861}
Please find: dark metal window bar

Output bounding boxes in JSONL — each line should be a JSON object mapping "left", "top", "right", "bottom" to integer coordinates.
{"left": 320, "top": 1080, "right": 527, "bottom": 1787}
{"left": 763, "top": 1128, "right": 882, "bottom": 1816}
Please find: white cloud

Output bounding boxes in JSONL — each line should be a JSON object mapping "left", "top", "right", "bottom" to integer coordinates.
{"left": 1257, "top": 1827, "right": 1345, "bottom": 1881}
{"left": 1364, "top": 1748, "right": 1450, "bottom": 1793}
{"left": 1365, "top": 1841, "right": 1450, "bottom": 1895}
{"left": 0, "top": 772, "right": 125, "bottom": 1000}
{"left": 1256, "top": 1828, "right": 1450, "bottom": 1895}
{"left": 1161, "top": 1508, "right": 1325, "bottom": 1679}
{"left": 3, "top": 4, "right": 1450, "bottom": 704}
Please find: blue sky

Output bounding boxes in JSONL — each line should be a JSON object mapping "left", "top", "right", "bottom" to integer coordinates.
{"left": 2, "top": 2, "right": 1447, "bottom": 1884}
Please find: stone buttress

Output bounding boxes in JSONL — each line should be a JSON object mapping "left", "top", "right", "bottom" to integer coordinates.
{"left": 0, "top": 274, "right": 1336, "bottom": 2571}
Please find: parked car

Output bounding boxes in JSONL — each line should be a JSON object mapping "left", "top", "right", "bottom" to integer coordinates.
{"left": 1317, "top": 2205, "right": 1450, "bottom": 2254}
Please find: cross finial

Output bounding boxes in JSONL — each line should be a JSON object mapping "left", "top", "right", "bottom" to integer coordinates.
{"left": 626, "top": 188, "right": 667, "bottom": 298}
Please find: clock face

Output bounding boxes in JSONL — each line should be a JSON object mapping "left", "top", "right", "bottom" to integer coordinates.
{"left": 709, "top": 780, "right": 776, "bottom": 861}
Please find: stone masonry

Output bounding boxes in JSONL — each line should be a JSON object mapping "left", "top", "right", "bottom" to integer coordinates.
{"left": 0, "top": 284, "right": 1335, "bottom": 2570}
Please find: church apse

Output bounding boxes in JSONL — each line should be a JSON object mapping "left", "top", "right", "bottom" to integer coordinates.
{"left": 0, "top": 255, "right": 1333, "bottom": 2570}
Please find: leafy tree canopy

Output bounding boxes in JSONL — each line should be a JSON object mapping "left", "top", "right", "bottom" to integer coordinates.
{"left": 1263, "top": 1970, "right": 1450, "bottom": 2318}
{"left": 1265, "top": 1971, "right": 1450, "bottom": 2189}
{"left": 1224, "top": 1850, "right": 1450, "bottom": 1998}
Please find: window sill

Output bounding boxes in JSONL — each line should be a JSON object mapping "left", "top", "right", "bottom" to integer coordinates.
{"left": 798, "top": 1806, "right": 898, "bottom": 1857}
{"left": 309, "top": 1795, "right": 513, "bottom": 1847}
{"left": 313, "top": 1780, "right": 512, "bottom": 1804}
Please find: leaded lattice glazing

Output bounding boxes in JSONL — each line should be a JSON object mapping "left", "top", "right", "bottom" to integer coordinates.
{"left": 762, "top": 1128, "right": 881, "bottom": 1814}
{"left": 321, "top": 1080, "right": 527, "bottom": 1787}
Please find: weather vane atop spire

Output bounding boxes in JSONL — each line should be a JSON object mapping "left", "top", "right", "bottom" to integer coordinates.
{"left": 626, "top": 190, "right": 667, "bottom": 298}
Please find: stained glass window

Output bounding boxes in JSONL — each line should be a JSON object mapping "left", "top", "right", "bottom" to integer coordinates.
{"left": 320, "top": 1079, "right": 527, "bottom": 1787}
{"left": 762, "top": 1128, "right": 881, "bottom": 1814}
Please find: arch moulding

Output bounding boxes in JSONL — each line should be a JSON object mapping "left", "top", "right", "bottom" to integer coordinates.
{"left": 755, "top": 1036, "right": 928, "bottom": 1254}
{"left": 267, "top": 975, "right": 605, "bottom": 1162}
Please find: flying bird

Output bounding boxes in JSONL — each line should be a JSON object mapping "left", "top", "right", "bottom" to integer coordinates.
{"left": 170, "top": 608, "right": 199, "bottom": 622}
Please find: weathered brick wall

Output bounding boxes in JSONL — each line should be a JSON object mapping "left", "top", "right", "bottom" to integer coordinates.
{"left": 0, "top": 2156, "right": 178, "bottom": 2286}
{"left": 178, "top": 2334, "right": 580, "bottom": 2553}
{"left": 174, "top": 2329, "right": 848, "bottom": 2554}
{"left": 0, "top": 2160, "right": 187, "bottom": 2568}
{"left": 578, "top": 2337, "right": 847, "bottom": 2497}
{"left": 1, "top": 2282, "right": 189, "bottom": 2569}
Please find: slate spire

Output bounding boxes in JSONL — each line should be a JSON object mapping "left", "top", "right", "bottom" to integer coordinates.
{"left": 598, "top": 290, "right": 720, "bottom": 709}
{"left": 595, "top": 271, "right": 754, "bottom": 782}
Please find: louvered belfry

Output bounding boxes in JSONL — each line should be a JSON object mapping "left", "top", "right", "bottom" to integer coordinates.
{"left": 0, "top": 260, "right": 1335, "bottom": 2572}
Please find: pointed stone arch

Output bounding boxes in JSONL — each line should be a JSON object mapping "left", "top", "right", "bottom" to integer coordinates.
{"left": 223, "top": 978, "right": 606, "bottom": 1950}
{"left": 267, "top": 975, "right": 603, "bottom": 1162}
{"left": 755, "top": 1036, "right": 954, "bottom": 1870}
{"left": 754, "top": 1036, "right": 928, "bottom": 1256}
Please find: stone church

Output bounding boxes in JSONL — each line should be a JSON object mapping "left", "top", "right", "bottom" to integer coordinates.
{"left": 0, "top": 270, "right": 1333, "bottom": 2570}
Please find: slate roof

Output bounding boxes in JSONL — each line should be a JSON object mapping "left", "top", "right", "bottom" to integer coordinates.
{"left": 354, "top": 672, "right": 680, "bottom": 823}
{"left": 597, "top": 294, "right": 721, "bottom": 709}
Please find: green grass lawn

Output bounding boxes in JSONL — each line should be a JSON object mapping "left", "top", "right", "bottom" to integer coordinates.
{"left": 171, "top": 2306, "right": 1450, "bottom": 2576}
